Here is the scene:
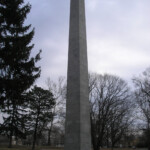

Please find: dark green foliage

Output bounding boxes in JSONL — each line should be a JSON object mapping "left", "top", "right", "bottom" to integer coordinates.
{"left": 27, "top": 86, "right": 55, "bottom": 150}
{"left": 0, "top": 0, "right": 41, "bottom": 147}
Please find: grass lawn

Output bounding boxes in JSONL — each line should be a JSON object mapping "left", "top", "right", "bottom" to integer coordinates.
{"left": 0, "top": 146, "right": 64, "bottom": 150}
{"left": 0, "top": 147, "right": 148, "bottom": 150}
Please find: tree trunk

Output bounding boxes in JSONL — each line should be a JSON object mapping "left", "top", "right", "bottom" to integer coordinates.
{"left": 8, "top": 136, "right": 12, "bottom": 148}
{"left": 111, "top": 142, "right": 115, "bottom": 150}
{"left": 148, "top": 126, "right": 150, "bottom": 150}
{"left": 92, "top": 136, "right": 100, "bottom": 150}
{"left": 93, "top": 143, "right": 100, "bottom": 150}
{"left": 47, "top": 124, "right": 53, "bottom": 145}
{"left": 148, "top": 131, "right": 150, "bottom": 150}
{"left": 8, "top": 109, "right": 15, "bottom": 148}
{"left": 47, "top": 115, "right": 54, "bottom": 146}
{"left": 48, "top": 128, "right": 51, "bottom": 146}
{"left": 91, "top": 135, "right": 100, "bottom": 150}
{"left": 32, "top": 126, "right": 37, "bottom": 150}
{"left": 32, "top": 117, "right": 38, "bottom": 150}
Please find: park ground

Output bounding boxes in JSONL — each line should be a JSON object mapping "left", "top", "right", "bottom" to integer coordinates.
{"left": 0, "top": 147, "right": 148, "bottom": 150}
{"left": 0, "top": 146, "right": 63, "bottom": 150}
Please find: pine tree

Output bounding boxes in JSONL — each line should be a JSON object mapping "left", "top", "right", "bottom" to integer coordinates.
{"left": 0, "top": 0, "right": 41, "bottom": 147}
{"left": 27, "top": 86, "right": 55, "bottom": 150}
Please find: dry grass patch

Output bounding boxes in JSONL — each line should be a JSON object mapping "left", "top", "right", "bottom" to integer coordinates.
{"left": 0, "top": 146, "right": 64, "bottom": 150}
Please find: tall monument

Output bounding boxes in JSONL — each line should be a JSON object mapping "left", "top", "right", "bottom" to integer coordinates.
{"left": 65, "top": 0, "right": 91, "bottom": 150}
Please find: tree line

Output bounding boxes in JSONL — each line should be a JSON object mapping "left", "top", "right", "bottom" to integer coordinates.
{"left": 0, "top": 0, "right": 150, "bottom": 150}
{"left": 88, "top": 70, "right": 150, "bottom": 150}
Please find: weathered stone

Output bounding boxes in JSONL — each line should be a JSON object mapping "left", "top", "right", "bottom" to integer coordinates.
{"left": 64, "top": 0, "right": 91, "bottom": 150}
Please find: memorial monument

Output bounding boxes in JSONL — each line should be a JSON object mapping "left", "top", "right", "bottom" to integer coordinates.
{"left": 64, "top": 0, "right": 91, "bottom": 150}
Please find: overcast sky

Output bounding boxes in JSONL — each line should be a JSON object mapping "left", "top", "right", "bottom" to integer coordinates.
{"left": 24, "top": 0, "right": 150, "bottom": 87}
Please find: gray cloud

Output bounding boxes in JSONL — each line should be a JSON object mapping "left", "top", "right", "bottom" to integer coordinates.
{"left": 24, "top": 0, "right": 150, "bottom": 86}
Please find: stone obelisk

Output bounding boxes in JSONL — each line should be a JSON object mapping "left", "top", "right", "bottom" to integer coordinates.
{"left": 65, "top": 0, "right": 91, "bottom": 150}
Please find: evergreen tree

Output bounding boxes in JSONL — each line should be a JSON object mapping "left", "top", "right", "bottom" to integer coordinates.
{"left": 27, "top": 86, "right": 55, "bottom": 150}
{"left": 0, "top": 0, "right": 41, "bottom": 147}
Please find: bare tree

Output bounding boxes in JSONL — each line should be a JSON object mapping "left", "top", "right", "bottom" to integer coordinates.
{"left": 133, "top": 68, "right": 150, "bottom": 150}
{"left": 89, "top": 73, "right": 132, "bottom": 150}
{"left": 108, "top": 104, "right": 133, "bottom": 149}
{"left": 45, "top": 77, "right": 66, "bottom": 146}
